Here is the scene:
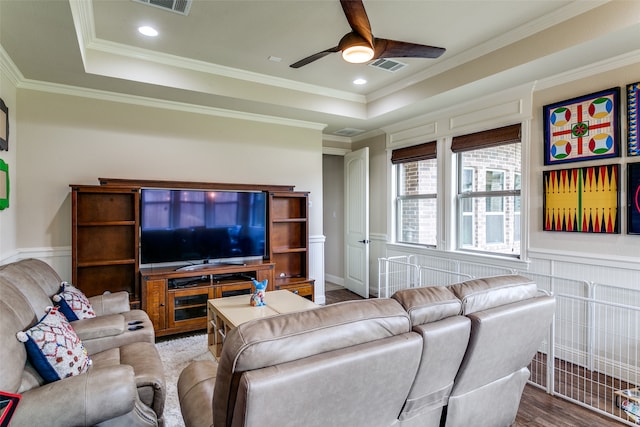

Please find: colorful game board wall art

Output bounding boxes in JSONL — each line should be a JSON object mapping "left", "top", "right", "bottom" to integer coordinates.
{"left": 627, "top": 82, "right": 640, "bottom": 156}
{"left": 544, "top": 88, "right": 620, "bottom": 165}
{"left": 628, "top": 163, "right": 640, "bottom": 234}
{"left": 543, "top": 164, "right": 619, "bottom": 233}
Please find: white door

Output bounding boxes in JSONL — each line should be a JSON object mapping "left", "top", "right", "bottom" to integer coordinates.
{"left": 344, "top": 147, "right": 369, "bottom": 298}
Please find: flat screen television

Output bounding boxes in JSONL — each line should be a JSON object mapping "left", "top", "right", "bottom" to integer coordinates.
{"left": 139, "top": 188, "right": 266, "bottom": 266}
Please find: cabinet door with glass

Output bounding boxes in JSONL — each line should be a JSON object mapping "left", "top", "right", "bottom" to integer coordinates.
{"left": 167, "top": 287, "right": 215, "bottom": 330}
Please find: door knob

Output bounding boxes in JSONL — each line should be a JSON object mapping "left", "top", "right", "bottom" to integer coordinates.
{"left": 358, "top": 239, "right": 370, "bottom": 244}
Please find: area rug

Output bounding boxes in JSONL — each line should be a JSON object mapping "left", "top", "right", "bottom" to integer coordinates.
{"left": 155, "top": 333, "right": 213, "bottom": 427}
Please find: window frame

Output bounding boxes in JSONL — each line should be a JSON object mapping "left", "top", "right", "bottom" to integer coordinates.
{"left": 390, "top": 123, "right": 526, "bottom": 261}
{"left": 455, "top": 146, "right": 522, "bottom": 257}
{"left": 395, "top": 158, "right": 438, "bottom": 247}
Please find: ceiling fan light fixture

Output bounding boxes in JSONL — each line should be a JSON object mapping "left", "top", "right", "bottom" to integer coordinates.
{"left": 342, "top": 45, "right": 374, "bottom": 63}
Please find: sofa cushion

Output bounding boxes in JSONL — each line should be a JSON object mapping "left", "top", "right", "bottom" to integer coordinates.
{"left": 448, "top": 274, "right": 538, "bottom": 315}
{"left": 16, "top": 307, "right": 91, "bottom": 383}
{"left": 392, "top": 286, "right": 462, "bottom": 325}
{"left": 71, "top": 314, "right": 126, "bottom": 340}
{"left": 53, "top": 282, "right": 97, "bottom": 321}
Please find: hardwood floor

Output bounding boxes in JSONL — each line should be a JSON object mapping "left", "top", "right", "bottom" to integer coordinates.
{"left": 515, "top": 385, "right": 625, "bottom": 426}
{"left": 324, "top": 288, "right": 628, "bottom": 426}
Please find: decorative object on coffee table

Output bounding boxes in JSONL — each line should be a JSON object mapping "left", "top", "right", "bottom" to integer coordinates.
{"left": 249, "top": 279, "right": 267, "bottom": 306}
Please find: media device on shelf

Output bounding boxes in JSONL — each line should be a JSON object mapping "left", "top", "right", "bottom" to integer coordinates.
{"left": 139, "top": 188, "right": 267, "bottom": 267}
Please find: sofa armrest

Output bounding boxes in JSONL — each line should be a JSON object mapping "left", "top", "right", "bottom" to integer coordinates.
{"left": 11, "top": 365, "right": 139, "bottom": 426}
{"left": 89, "top": 291, "right": 131, "bottom": 316}
{"left": 178, "top": 360, "right": 218, "bottom": 427}
{"left": 72, "top": 314, "right": 126, "bottom": 341}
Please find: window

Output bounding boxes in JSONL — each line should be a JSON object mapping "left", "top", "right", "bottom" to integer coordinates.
{"left": 461, "top": 168, "right": 474, "bottom": 246}
{"left": 485, "top": 170, "right": 505, "bottom": 244}
{"left": 392, "top": 141, "right": 437, "bottom": 247}
{"left": 514, "top": 173, "right": 521, "bottom": 243}
{"left": 453, "top": 124, "right": 522, "bottom": 257}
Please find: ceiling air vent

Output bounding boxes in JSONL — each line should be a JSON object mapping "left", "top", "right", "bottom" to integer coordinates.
{"left": 133, "top": 0, "right": 192, "bottom": 15}
{"left": 334, "top": 128, "right": 365, "bottom": 137}
{"left": 368, "top": 58, "right": 407, "bottom": 72}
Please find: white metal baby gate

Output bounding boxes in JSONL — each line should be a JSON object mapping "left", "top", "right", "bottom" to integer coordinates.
{"left": 378, "top": 255, "right": 640, "bottom": 425}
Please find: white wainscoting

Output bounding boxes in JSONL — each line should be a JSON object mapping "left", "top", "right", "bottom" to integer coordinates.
{"left": 6, "top": 247, "right": 72, "bottom": 281}
{"left": 309, "top": 234, "right": 326, "bottom": 305}
{"left": 368, "top": 233, "right": 389, "bottom": 297}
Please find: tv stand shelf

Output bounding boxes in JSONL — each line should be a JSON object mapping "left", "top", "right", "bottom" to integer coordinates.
{"left": 141, "top": 261, "right": 275, "bottom": 337}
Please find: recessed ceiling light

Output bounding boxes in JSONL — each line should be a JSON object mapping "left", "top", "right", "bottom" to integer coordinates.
{"left": 353, "top": 78, "right": 367, "bottom": 85}
{"left": 138, "top": 26, "right": 158, "bottom": 37}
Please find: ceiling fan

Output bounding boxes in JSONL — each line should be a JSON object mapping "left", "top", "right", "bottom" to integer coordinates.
{"left": 290, "top": 0, "right": 446, "bottom": 68}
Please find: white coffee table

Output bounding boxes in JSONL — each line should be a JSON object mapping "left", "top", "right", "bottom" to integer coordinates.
{"left": 207, "top": 290, "right": 317, "bottom": 358}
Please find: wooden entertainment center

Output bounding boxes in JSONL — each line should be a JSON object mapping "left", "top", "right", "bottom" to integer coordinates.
{"left": 70, "top": 178, "right": 314, "bottom": 337}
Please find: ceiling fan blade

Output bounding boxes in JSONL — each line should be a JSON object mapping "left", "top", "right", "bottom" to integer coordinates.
{"left": 290, "top": 46, "right": 341, "bottom": 68}
{"left": 373, "top": 38, "right": 446, "bottom": 60}
{"left": 340, "top": 0, "right": 374, "bottom": 48}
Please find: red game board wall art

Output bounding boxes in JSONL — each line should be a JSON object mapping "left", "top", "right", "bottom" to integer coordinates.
{"left": 628, "top": 162, "right": 640, "bottom": 234}
{"left": 544, "top": 87, "right": 620, "bottom": 165}
{"left": 543, "top": 164, "right": 619, "bottom": 233}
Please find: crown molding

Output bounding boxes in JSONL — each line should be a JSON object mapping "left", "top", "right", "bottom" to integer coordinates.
{"left": 536, "top": 48, "right": 640, "bottom": 91}
{"left": 0, "top": 45, "right": 23, "bottom": 87}
{"left": 18, "top": 78, "right": 327, "bottom": 131}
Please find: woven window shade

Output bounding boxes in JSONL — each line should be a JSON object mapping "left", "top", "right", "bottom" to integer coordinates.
{"left": 451, "top": 124, "right": 521, "bottom": 153}
{"left": 391, "top": 141, "right": 437, "bottom": 164}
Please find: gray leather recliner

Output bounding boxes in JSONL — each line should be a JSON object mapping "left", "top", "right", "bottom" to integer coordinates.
{"left": 0, "top": 258, "right": 154, "bottom": 354}
{"left": 392, "top": 286, "right": 471, "bottom": 427}
{"left": 176, "top": 275, "right": 555, "bottom": 427}
{"left": 178, "top": 298, "right": 424, "bottom": 427}
{"left": 443, "top": 275, "right": 556, "bottom": 427}
{"left": 0, "top": 258, "right": 166, "bottom": 426}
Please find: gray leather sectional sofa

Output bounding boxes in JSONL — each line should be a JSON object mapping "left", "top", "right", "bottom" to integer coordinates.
{"left": 178, "top": 274, "right": 555, "bottom": 427}
{"left": 0, "top": 259, "right": 166, "bottom": 426}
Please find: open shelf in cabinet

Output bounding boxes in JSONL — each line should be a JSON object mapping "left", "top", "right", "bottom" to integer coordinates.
{"left": 268, "top": 191, "right": 312, "bottom": 300}
{"left": 71, "top": 185, "right": 140, "bottom": 307}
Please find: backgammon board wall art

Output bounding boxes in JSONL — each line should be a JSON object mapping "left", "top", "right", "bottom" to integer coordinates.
{"left": 543, "top": 88, "right": 620, "bottom": 165}
{"left": 543, "top": 164, "right": 619, "bottom": 233}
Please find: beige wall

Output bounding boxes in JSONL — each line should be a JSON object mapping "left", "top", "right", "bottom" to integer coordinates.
{"left": 0, "top": 70, "right": 17, "bottom": 260}
{"left": 529, "top": 63, "right": 640, "bottom": 258}
{"left": 15, "top": 90, "right": 324, "bottom": 253}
